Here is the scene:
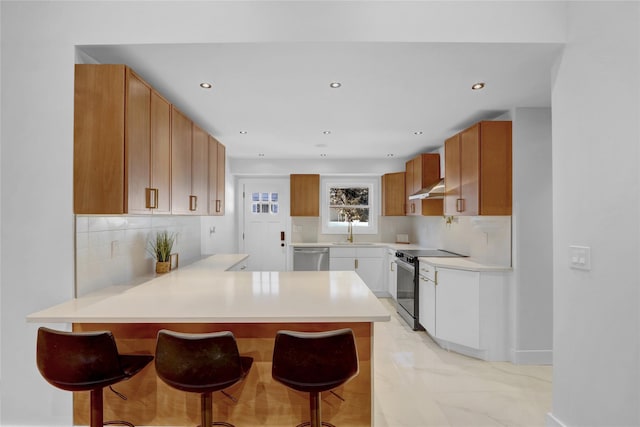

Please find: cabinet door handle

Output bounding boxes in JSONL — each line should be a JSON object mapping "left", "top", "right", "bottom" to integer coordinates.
{"left": 435, "top": 271, "right": 438, "bottom": 285}
{"left": 215, "top": 199, "right": 221, "bottom": 213}
{"left": 390, "top": 262, "right": 395, "bottom": 272}
{"left": 146, "top": 188, "right": 159, "bottom": 209}
{"left": 355, "top": 259, "right": 359, "bottom": 269}
{"left": 189, "top": 195, "right": 197, "bottom": 211}
{"left": 456, "top": 198, "right": 464, "bottom": 212}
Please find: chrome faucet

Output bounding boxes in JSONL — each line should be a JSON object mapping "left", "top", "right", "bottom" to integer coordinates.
{"left": 347, "top": 221, "right": 354, "bottom": 243}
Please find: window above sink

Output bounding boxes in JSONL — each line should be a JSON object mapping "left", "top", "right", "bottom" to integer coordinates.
{"left": 321, "top": 176, "right": 379, "bottom": 235}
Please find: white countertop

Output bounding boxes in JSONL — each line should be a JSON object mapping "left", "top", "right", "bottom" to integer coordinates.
{"left": 291, "top": 242, "right": 511, "bottom": 271}
{"left": 27, "top": 255, "right": 390, "bottom": 324}
{"left": 290, "top": 242, "right": 429, "bottom": 250}
{"left": 186, "top": 253, "right": 249, "bottom": 271}
{"left": 419, "top": 257, "right": 513, "bottom": 272}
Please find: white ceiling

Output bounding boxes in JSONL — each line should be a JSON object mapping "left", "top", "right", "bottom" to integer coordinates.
{"left": 79, "top": 41, "right": 563, "bottom": 160}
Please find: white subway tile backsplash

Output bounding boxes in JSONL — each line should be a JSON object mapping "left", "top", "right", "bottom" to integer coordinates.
{"left": 75, "top": 216, "right": 89, "bottom": 233}
{"left": 76, "top": 215, "right": 202, "bottom": 296}
{"left": 411, "top": 215, "right": 511, "bottom": 266}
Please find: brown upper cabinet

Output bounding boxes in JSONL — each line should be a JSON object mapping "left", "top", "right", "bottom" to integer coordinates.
{"left": 405, "top": 153, "right": 443, "bottom": 216}
{"left": 208, "top": 136, "right": 226, "bottom": 216}
{"left": 381, "top": 172, "right": 406, "bottom": 216}
{"left": 290, "top": 174, "right": 320, "bottom": 216}
{"left": 74, "top": 63, "right": 226, "bottom": 216}
{"left": 170, "top": 107, "right": 193, "bottom": 214}
{"left": 444, "top": 121, "right": 512, "bottom": 216}
{"left": 190, "top": 123, "right": 209, "bottom": 215}
{"left": 171, "top": 110, "right": 210, "bottom": 215}
{"left": 74, "top": 65, "right": 172, "bottom": 214}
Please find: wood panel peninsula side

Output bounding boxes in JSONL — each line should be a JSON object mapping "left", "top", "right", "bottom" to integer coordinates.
{"left": 27, "top": 255, "right": 390, "bottom": 426}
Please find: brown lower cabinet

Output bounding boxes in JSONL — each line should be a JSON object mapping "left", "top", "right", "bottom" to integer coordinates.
{"left": 73, "top": 321, "right": 372, "bottom": 426}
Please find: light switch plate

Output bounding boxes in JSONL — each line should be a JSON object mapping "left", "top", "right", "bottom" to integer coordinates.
{"left": 569, "top": 245, "right": 591, "bottom": 270}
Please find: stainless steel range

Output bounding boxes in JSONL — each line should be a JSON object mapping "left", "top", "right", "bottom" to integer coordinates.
{"left": 394, "top": 249, "right": 467, "bottom": 330}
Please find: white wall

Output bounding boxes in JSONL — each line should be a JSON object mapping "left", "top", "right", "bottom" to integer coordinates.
{"left": 512, "top": 107, "right": 553, "bottom": 364}
{"left": 0, "top": 1, "right": 569, "bottom": 425}
{"left": 550, "top": 2, "right": 640, "bottom": 426}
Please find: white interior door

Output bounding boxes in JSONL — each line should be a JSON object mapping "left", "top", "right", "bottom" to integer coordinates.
{"left": 239, "top": 178, "right": 289, "bottom": 271}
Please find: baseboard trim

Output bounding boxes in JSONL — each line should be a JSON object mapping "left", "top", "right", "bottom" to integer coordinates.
{"left": 513, "top": 349, "right": 553, "bottom": 365}
{"left": 546, "top": 412, "right": 567, "bottom": 427}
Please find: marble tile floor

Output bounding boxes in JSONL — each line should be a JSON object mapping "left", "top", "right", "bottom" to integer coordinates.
{"left": 373, "top": 298, "right": 553, "bottom": 427}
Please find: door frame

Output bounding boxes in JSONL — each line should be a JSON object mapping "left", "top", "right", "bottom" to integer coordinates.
{"left": 236, "top": 175, "right": 292, "bottom": 271}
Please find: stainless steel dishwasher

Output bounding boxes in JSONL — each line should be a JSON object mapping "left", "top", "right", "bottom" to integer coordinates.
{"left": 293, "top": 247, "right": 330, "bottom": 271}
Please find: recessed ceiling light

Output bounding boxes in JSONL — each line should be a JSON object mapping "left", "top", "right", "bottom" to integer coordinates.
{"left": 414, "top": 131, "right": 423, "bottom": 135}
{"left": 329, "top": 82, "right": 342, "bottom": 88}
{"left": 471, "top": 82, "right": 485, "bottom": 90}
{"left": 239, "top": 131, "right": 248, "bottom": 134}
{"left": 323, "top": 131, "right": 331, "bottom": 135}
{"left": 200, "top": 82, "right": 212, "bottom": 89}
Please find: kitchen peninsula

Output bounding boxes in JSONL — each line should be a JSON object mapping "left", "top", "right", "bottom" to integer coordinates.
{"left": 27, "top": 255, "right": 390, "bottom": 426}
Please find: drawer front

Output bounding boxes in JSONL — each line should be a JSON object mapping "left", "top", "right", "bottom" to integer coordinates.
{"left": 356, "top": 247, "right": 385, "bottom": 258}
{"left": 418, "top": 262, "right": 436, "bottom": 282}
{"left": 330, "top": 247, "right": 357, "bottom": 258}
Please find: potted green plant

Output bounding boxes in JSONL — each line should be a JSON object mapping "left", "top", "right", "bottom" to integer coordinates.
{"left": 148, "top": 231, "right": 175, "bottom": 274}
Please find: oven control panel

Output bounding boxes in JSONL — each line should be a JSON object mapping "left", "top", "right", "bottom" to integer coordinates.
{"left": 395, "top": 251, "right": 418, "bottom": 265}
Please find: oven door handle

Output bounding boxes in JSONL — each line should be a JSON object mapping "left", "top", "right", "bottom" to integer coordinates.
{"left": 395, "top": 258, "right": 415, "bottom": 273}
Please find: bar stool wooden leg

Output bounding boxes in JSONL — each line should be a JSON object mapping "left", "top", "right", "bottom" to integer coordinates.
{"left": 201, "top": 392, "right": 213, "bottom": 427}
{"left": 90, "top": 388, "right": 103, "bottom": 427}
{"left": 310, "top": 392, "right": 320, "bottom": 427}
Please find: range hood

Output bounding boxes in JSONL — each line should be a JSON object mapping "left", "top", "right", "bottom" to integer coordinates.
{"left": 409, "top": 178, "right": 445, "bottom": 200}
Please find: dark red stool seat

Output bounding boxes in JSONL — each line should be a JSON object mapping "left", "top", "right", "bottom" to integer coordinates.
{"left": 36, "top": 327, "right": 153, "bottom": 427}
{"left": 272, "top": 328, "right": 359, "bottom": 427}
{"left": 154, "top": 329, "right": 253, "bottom": 427}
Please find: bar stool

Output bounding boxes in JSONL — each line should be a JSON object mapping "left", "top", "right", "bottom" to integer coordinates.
{"left": 36, "top": 326, "right": 154, "bottom": 427}
{"left": 272, "top": 328, "right": 359, "bottom": 427}
{"left": 154, "top": 329, "right": 253, "bottom": 427}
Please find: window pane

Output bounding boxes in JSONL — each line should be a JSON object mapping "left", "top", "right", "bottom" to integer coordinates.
{"left": 330, "top": 187, "right": 369, "bottom": 206}
{"left": 329, "top": 207, "right": 369, "bottom": 223}
{"left": 252, "top": 192, "right": 260, "bottom": 202}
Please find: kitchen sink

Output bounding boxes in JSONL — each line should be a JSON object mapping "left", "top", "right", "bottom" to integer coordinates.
{"left": 332, "top": 242, "right": 375, "bottom": 246}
